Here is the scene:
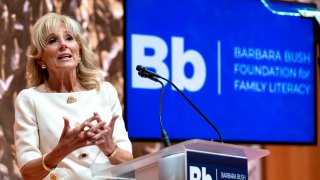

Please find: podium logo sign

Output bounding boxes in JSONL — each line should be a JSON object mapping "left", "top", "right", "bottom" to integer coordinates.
{"left": 189, "top": 166, "right": 213, "bottom": 180}
{"left": 186, "top": 151, "right": 247, "bottom": 180}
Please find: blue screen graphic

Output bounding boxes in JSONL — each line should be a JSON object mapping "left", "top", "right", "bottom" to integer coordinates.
{"left": 125, "top": 0, "right": 316, "bottom": 143}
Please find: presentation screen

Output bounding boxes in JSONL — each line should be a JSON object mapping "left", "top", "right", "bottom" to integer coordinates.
{"left": 124, "top": 0, "right": 317, "bottom": 144}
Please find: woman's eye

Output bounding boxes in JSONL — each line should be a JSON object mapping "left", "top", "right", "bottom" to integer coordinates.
{"left": 48, "top": 38, "right": 56, "bottom": 44}
{"left": 66, "top": 35, "right": 74, "bottom": 41}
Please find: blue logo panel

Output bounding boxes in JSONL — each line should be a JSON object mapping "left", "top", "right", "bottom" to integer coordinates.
{"left": 125, "top": 0, "right": 316, "bottom": 143}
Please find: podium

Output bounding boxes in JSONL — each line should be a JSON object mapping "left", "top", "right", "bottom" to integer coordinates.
{"left": 91, "top": 139, "right": 269, "bottom": 180}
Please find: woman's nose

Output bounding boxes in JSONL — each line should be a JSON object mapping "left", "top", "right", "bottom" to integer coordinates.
{"left": 59, "top": 41, "right": 67, "bottom": 51}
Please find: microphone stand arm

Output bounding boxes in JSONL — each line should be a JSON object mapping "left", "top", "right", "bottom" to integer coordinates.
{"left": 157, "top": 76, "right": 223, "bottom": 143}
{"left": 157, "top": 80, "right": 171, "bottom": 147}
{"left": 138, "top": 71, "right": 171, "bottom": 147}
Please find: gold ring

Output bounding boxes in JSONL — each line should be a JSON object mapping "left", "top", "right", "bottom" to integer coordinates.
{"left": 74, "top": 122, "right": 80, "bottom": 128}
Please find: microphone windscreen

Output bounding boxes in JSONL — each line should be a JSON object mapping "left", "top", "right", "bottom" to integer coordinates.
{"left": 136, "top": 65, "right": 143, "bottom": 71}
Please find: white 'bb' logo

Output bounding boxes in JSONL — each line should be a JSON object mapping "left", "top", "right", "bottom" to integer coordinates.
{"left": 131, "top": 34, "right": 206, "bottom": 92}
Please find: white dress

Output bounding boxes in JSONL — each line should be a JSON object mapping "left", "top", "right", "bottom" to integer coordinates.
{"left": 14, "top": 82, "right": 132, "bottom": 180}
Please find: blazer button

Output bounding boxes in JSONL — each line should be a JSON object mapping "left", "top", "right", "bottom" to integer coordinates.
{"left": 50, "top": 173, "right": 57, "bottom": 180}
{"left": 79, "top": 152, "right": 88, "bottom": 158}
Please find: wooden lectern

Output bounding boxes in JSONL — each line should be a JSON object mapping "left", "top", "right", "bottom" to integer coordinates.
{"left": 91, "top": 139, "right": 269, "bottom": 180}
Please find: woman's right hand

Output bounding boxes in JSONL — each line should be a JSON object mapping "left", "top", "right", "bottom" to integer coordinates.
{"left": 56, "top": 116, "right": 106, "bottom": 154}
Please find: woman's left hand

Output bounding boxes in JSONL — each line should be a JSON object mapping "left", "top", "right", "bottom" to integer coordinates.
{"left": 86, "top": 112, "right": 118, "bottom": 156}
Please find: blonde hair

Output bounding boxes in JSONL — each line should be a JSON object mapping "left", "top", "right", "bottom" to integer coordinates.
{"left": 26, "top": 12, "right": 103, "bottom": 90}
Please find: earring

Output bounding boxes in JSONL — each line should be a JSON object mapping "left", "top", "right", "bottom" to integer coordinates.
{"left": 78, "top": 59, "right": 81, "bottom": 62}
{"left": 41, "top": 64, "right": 46, "bottom": 69}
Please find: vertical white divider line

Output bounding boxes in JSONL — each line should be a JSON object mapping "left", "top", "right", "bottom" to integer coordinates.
{"left": 217, "top": 40, "right": 221, "bottom": 95}
{"left": 216, "top": 168, "right": 218, "bottom": 180}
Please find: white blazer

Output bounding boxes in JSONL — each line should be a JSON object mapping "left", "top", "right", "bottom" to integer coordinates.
{"left": 14, "top": 82, "right": 132, "bottom": 179}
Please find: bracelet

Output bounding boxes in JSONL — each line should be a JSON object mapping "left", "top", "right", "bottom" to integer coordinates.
{"left": 42, "top": 153, "right": 56, "bottom": 172}
{"left": 107, "top": 145, "right": 118, "bottom": 158}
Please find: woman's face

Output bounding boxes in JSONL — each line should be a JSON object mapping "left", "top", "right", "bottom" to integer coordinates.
{"left": 40, "top": 24, "right": 81, "bottom": 74}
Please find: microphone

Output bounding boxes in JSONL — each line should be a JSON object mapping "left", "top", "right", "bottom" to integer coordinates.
{"left": 136, "top": 65, "right": 160, "bottom": 78}
{"left": 135, "top": 65, "right": 223, "bottom": 143}
{"left": 136, "top": 65, "right": 171, "bottom": 147}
